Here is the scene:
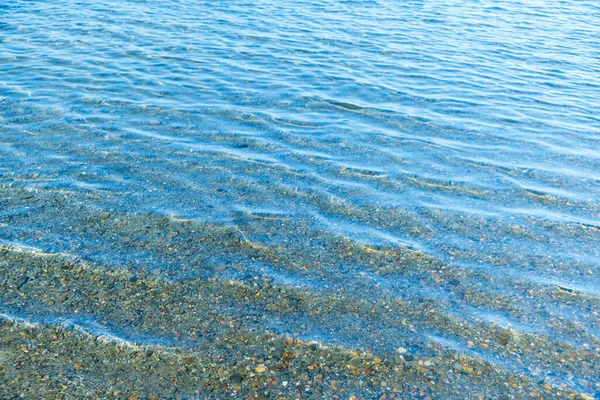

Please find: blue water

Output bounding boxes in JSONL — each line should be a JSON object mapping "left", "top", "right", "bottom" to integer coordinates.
{"left": 1, "top": 0, "right": 600, "bottom": 396}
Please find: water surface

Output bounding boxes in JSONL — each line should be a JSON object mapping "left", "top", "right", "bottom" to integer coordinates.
{"left": 1, "top": 0, "right": 599, "bottom": 398}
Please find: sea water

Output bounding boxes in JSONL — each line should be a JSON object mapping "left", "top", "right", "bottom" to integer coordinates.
{"left": 1, "top": 0, "right": 599, "bottom": 397}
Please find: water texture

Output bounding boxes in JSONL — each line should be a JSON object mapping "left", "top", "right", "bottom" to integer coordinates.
{"left": 1, "top": 0, "right": 600, "bottom": 398}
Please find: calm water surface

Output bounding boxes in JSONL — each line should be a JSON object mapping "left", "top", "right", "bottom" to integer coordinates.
{"left": 1, "top": 0, "right": 600, "bottom": 397}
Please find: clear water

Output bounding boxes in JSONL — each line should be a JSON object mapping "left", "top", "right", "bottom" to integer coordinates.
{"left": 1, "top": 0, "right": 600, "bottom": 395}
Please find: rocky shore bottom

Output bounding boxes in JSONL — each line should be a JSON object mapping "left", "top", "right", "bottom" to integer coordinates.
{"left": 1, "top": 245, "right": 595, "bottom": 399}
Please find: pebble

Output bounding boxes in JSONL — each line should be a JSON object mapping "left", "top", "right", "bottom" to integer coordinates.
{"left": 348, "top": 358, "right": 362, "bottom": 367}
{"left": 255, "top": 365, "right": 266, "bottom": 373}
{"left": 496, "top": 330, "right": 512, "bottom": 346}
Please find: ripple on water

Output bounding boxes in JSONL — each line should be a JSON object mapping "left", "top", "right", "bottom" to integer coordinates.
{"left": 1, "top": 0, "right": 600, "bottom": 397}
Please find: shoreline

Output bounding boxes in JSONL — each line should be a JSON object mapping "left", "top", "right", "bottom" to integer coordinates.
{"left": 0, "top": 245, "right": 588, "bottom": 399}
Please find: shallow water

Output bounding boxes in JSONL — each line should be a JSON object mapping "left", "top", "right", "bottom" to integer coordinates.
{"left": 1, "top": 0, "right": 600, "bottom": 397}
